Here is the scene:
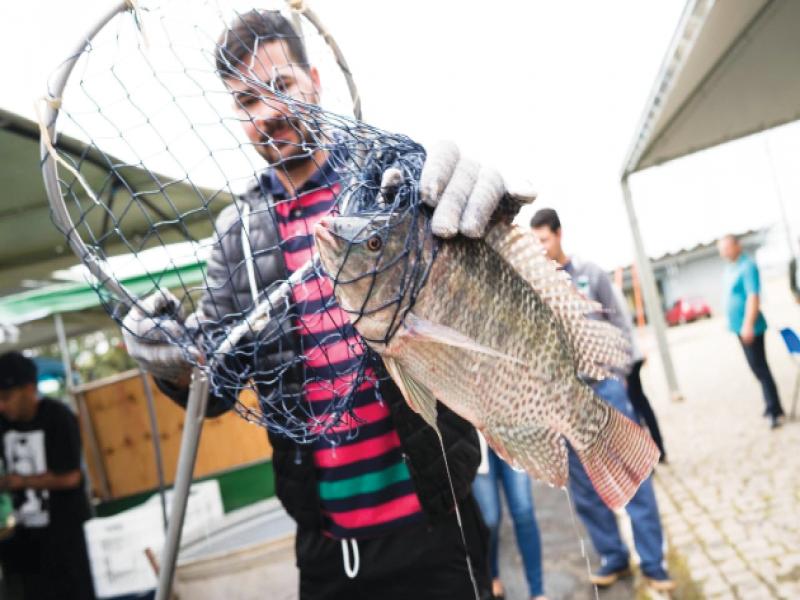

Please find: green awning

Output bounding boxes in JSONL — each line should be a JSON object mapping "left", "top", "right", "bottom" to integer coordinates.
{"left": 0, "top": 261, "right": 206, "bottom": 327}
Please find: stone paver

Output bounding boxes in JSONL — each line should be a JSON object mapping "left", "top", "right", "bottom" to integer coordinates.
{"left": 496, "top": 480, "right": 636, "bottom": 600}
{"left": 640, "top": 274, "right": 800, "bottom": 599}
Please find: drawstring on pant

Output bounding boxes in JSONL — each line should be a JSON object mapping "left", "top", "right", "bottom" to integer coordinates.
{"left": 340, "top": 538, "right": 360, "bottom": 579}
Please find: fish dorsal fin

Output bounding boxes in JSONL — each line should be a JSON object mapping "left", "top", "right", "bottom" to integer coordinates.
{"left": 485, "top": 223, "right": 629, "bottom": 378}
{"left": 383, "top": 356, "right": 439, "bottom": 430}
{"left": 403, "top": 313, "right": 524, "bottom": 364}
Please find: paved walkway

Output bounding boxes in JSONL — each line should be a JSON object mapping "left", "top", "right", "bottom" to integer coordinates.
{"left": 639, "top": 274, "right": 800, "bottom": 599}
{"left": 495, "top": 480, "right": 636, "bottom": 600}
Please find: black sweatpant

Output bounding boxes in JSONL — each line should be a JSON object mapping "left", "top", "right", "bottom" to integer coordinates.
{"left": 739, "top": 334, "right": 785, "bottom": 418}
{"left": 626, "top": 359, "right": 667, "bottom": 460}
{"left": 295, "top": 494, "right": 491, "bottom": 600}
{"left": 0, "top": 524, "right": 95, "bottom": 600}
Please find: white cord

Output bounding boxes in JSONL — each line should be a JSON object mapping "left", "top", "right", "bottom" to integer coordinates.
{"left": 240, "top": 203, "right": 260, "bottom": 306}
{"left": 36, "top": 98, "right": 103, "bottom": 209}
{"left": 340, "top": 538, "right": 360, "bottom": 579}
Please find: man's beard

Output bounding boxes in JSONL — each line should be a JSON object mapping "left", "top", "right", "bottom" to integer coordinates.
{"left": 255, "top": 115, "right": 319, "bottom": 169}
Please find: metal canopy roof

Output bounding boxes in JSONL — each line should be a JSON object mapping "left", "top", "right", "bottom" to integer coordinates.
{"left": 620, "top": 0, "right": 800, "bottom": 402}
{"left": 0, "top": 107, "right": 231, "bottom": 296}
{"left": 622, "top": 0, "right": 800, "bottom": 175}
{"left": 0, "top": 107, "right": 230, "bottom": 350}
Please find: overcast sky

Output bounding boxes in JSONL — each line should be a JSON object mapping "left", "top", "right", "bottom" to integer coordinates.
{"left": 3, "top": 0, "right": 799, "bottom": 270}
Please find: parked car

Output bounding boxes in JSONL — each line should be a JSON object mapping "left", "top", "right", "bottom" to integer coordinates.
{"left": 665, "top": 297, "right": 712, "bottom": 326}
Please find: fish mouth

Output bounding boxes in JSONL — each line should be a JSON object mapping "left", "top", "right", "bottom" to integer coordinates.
{"left": 314, "top": 217, "right": 340, "bottom": 249}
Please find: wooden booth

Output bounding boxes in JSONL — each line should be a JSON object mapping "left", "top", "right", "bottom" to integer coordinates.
{"left": 74, "top": 369, "right": 271, "bottom": 501}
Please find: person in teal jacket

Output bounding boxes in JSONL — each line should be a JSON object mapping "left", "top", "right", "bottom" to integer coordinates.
{"left": 717, "top": 235, "right": 785, "bottom": 428}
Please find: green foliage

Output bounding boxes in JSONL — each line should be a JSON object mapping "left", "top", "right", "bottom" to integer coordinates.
{"left": 77, "top": 339, "right": 138, "bottom": 382}
{"left": 32, "top": 329, "right": 137, "bottom": 387}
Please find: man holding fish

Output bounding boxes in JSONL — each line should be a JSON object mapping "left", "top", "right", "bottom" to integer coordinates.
{"left": 122, "top": 10, "right": 520, "bottom": 600}
{"left": 123, "top": 9, "right": 664, "bottom": 599}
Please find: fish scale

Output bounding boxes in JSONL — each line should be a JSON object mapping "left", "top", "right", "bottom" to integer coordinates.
{"left": 315, "top": 209, "right": 660, "bottom": 509}
{"left": 409, "top": 234, "right": 611, "bottom": 446}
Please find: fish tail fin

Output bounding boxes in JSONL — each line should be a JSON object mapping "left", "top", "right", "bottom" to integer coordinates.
{"left": 574, "top": 408, "right": 660, "bottom": 510}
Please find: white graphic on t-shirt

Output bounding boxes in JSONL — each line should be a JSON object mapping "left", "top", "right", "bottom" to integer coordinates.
{"left": 3, "top": 430, "right": 49, "bottom": 527}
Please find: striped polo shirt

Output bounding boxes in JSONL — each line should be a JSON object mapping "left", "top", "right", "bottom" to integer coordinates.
{"left": 262, "top": 156, "right": 424, "bottom": 539}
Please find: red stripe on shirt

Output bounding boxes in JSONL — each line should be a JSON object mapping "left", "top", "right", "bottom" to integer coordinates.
{"left": 296, "top": 305, "right": 351, "bottom": 335}
{"left": 305, "top": 371, "right": 375, "bottom": 402}
{"left": 326, "top": 494, "right": 423, "bottom": 530}
{"left": 283, "top": 245, "right": 317, "bottom": 272}
{"left": 292, "top": 278, "right": 331, "bottom": 303}
{"left": 314, "top": 401, "right": 390, "bottom": 433}
{"left": 274, "top": 187, "right": 340, "bottom": 217}
{"left": 314, "top": 430, "right": 401, "bottom": 468}
{"left": 303, "top": 336, "right": 364, "bottom": 368}
{"left": 312, "top": 401, "right": 392, "bottom": 433}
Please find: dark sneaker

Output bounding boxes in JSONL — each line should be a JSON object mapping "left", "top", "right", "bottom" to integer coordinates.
{"left": 771, "top": 415, "right": 784, "bottom": 430}
{"left": 589, "top": 566, "right": 631, "bottom": 587}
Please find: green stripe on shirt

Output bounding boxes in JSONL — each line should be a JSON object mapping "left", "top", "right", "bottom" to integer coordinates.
{"left": 319, "top": 462, "right": 411, "bottom": 501}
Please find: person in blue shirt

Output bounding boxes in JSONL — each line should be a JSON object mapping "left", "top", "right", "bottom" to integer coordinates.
{"left": 717, "top": 234, "right": 785, "bottom": 428}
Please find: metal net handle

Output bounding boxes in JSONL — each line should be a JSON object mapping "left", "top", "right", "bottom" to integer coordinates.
{"left": 288, "top": 0, "right": 362, "bottom": 120}
{"left": 39, "top": 0, "right": 132, "bottom": 306}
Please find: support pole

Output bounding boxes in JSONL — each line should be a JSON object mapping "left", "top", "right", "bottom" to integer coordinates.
{"left": 54, "top": 313, "right": 106, "bottom": 511}
{"left": 763, "top": 134, "right": 797, "bottom": 260}
{"left": 631, "top": 264, "right": 646, "bottom": 328}
{"left": 621, "top": 177, "right": 683, "bottom": 402}
{"left": 53, "top": 313, "right": 76, "bottom": 409}
{"left": 140, "top": 370, "right": 168, "bottom": 532}
{"left": 155, "top": 367, "right": 209, "bottom": 600}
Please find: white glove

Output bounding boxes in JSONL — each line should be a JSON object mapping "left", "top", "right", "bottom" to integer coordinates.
{"left": 121, "top": 291, "right": 200, "bottom": 384}
{"left": 418, "top": 140, "right": 537, "bottom": 238}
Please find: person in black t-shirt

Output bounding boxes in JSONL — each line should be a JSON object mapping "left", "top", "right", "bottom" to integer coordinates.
{"left": 0, "top": 352, "right": 95, "bottom": 600}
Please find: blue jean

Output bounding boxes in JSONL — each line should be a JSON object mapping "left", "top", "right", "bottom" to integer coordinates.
{"left": 568, "top": 378, "right": 669, "bottom": 580}
{"left": 473, "top": 447, "right": 544, "bottom": 597}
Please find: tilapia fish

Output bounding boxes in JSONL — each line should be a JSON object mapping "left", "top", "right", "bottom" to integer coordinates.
{"left": 314, "top": 207, "right": 659, "bottom": 509}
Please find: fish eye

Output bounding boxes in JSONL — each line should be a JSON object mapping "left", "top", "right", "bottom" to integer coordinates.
{"left": 366, "top": 234, "right": 383, "bottom": 252}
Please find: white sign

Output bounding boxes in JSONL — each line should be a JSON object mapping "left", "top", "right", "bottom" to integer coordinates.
{"left": 84, "top": 480, "right": 224, "bottom": 598}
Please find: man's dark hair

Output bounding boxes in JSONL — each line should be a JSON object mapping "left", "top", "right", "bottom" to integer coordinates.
{"left": 0, "top": 351, "right": 37, "bottom": 391}
{"left": 215, "top": 10, "right": 309, "bottom": 78}
{"left": 530, "top": 208, "right": 561, "bottom": 233}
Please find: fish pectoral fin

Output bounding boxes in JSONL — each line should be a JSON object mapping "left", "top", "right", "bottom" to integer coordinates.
{"left": 403, "top": 313, "right": 523, "bottom": 364}
{"left": 383, "top": 357, "right": 439, "bottom": 430}
{"left": 483, "top": 424, "right": 569, "bottom": 489}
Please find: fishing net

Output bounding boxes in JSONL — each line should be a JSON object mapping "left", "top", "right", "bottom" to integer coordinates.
{"left": 42, "top": 0, "right": 433, "bottom": 444}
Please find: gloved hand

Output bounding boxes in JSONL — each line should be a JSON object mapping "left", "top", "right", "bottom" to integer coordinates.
{"left": 121, "top": 291, "right": 201, "bottom": 385}
{"left": 418, "top": 140, "right": 537, "bottom": 238}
